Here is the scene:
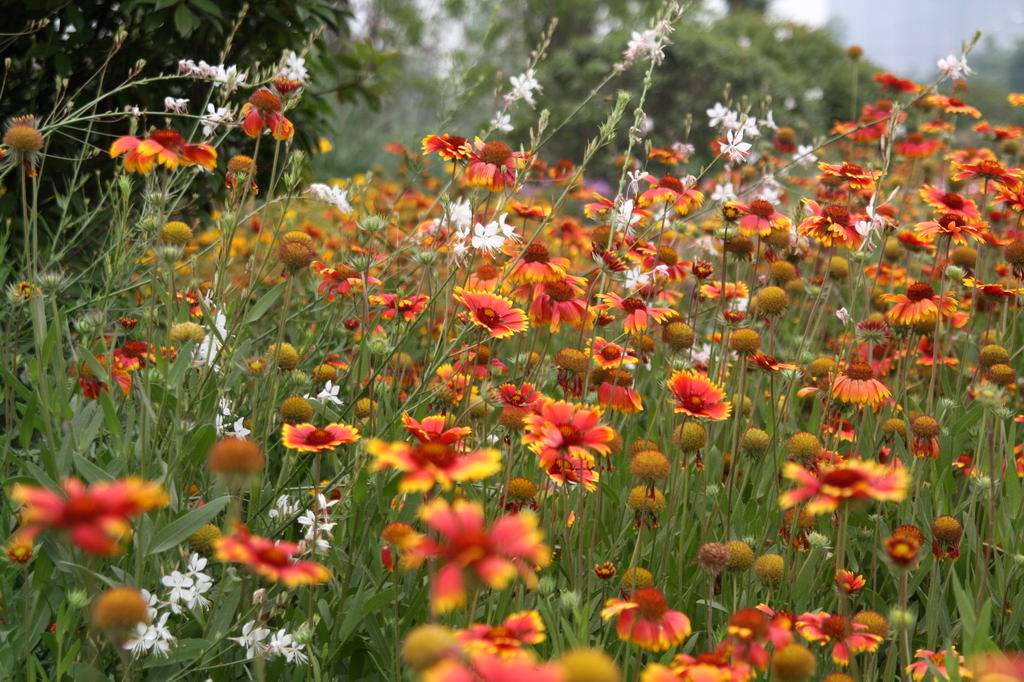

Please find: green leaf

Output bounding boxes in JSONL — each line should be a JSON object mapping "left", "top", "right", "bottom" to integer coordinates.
{"left": 243, "top": 282, "right": 285, "bottom": 325}
{"left": 147, "top": 496, "right": 230, "bottom": 555}
{"left": 72, "top": 453, "right": 114, "bottom": 482}
{"left": 173, "top": 4, "right": 199, "bottom": 35}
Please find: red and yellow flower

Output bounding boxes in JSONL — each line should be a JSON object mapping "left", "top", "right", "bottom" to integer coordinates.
{"left": 797, "top": 200, "right": 863, "bottom": 250}
{"left": 637, "top": 174, "right": 704, "bottom": 215}
{"left": 457, "top": 610, "right": 546, "bottom": 659}
{"left": 779, "top": 458, "right": 909, "bottom": 514}
{"left": 241, "top": 88, "right": 294, "bottom": 140}
{"left": 421, "top": 134, "right": 471, "bottom": 161}
{"left": 454, "top": 288, "right": 529, "bottom": 339}
{"left": 601, "top": 587, "right": 692, "bottom": 652}
{"left": 465, "top": 138, "right": 528, "bottom": 192}
{"left": 666, "top": 369, "right": 731, "bottom": 420}
{"left": 882, "top": 282, "right": 958, "bottom": 326}
{"left": 214, "top": 522, "right": 330, "bottom": 587}
{"left": 588, "top": 336, "right": 638, "bottom": 369}
{"left": 734, "top": 199, "right": 792, "bottom": 237}
{"left": 919, "top": 185, "right": 979, "bottom": 219}
{"left": 818, "top": 161, "right": 880, "bottom": 190}
{"left": 110, "top": 128, "right": 216, "bottom": 174}
{"left": 907, "top": 648, "right": 970, "bottom": 681}
{"left": 281, "top": 422, "right": 360, "bottom": 452}
{"left": 914, "top": 214, "right": 987, "bottom": 246}
{"left": 401, "top": 498, "right": 550, "bottom": 613}
{"left": 506, "top": 243, "right": 570, "bottom": 285}
{"left": 522, "top": 399, "right": 616, "bottom": 466}
{"left": 369, "top": 293, "right": 430, "bottom": 321}
{"left": 831, "top": 362, "right": 892, "bottom": 408}
{"left": 796, "top": 611, "right": 883, "bottom": 665}
{"left": 367, "top": 439, "right": 501, "bottom": 493}
{"left": 9, "top": 477, "right": 168, "bottom": 556}
{"left": 597, "top": 292, "right": 674, "bottom": 335}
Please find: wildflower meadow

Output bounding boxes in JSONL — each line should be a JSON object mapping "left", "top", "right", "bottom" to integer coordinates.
{"left": 6, "top": 2, "right": 1024, "bottom": 680}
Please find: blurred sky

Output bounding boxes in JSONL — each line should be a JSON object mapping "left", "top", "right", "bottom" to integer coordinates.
{"left": 762, "top": 0, "right": 1024, "bottom": 77}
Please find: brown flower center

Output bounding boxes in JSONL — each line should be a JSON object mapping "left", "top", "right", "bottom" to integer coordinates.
{"left": 822, "top": 615, "right": 848, "bottom": 640}
{"left": 906, "top": 282, "right": 935, "bottom": 301}
{"left": 621, "top": 297, "right": 646, "bottom": 312}
{"left": 823, "top": 205, "right": 850, "bottom": 226}
{"left": 658, "top": 175, "right": 684, "bottom": 193}
{"left": 415, "top": 442, "right": 457, "bottom": 468}
{"left": 305, "top": 428, "right": 336, "bottom": 446}
{"left": 845, "top": 362, "right": 874, "bottom": 381}
{"left": 545, "top": 281, "right": 575, "bottom": 302}
{"left": 523, "top": 243, "right": 550, "bottom": 263}
{"left": 477, "top": 307, "right": 500, "bottom": 326}
{"left": 149, "top": 128, "right": 184, "bottom": 150}
{"left": 478, "top": 141, "right": 513, "bottom": 166}
{"left": 749, "top": 199, "right": 775, "bottom": 218}
{"left": 632, "top": 588, "right": 668, "bottom": 620}
{"left": 941, "top": 192, "right": 964, "bottom": 209}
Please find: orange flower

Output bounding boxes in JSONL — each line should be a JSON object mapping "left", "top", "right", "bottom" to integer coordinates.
{"left": 214, "top": 522, "right": 330, "bottom": 587}
{"left": 367, "top": 439, "right": 501, "bottom": 493}
{"left": 423, "top": 654, "right": 561, "bottom": 682}
{"left": 734, "top": 199, "right": 792, "bottom": 237}
{"left": 637, "top": 174, "right": 704, "bottom": 215}
{"left": 914, "top": 213, "right": 987, "bottom": 246}
{"left": 588, "top": 336, "right": 638, "bottom": 369}
{"left": 818, "top": 161, "right": 880, "bottom": 190}
{"left": 835, "top": 569, "right": 865, "bottom": 594}
{"left": 281, "top": 422, "right": 360, "bottom": 452}
{"left": 421, "top": 134, "right": 471, "bottom": 161}
{"left": 597, "top": 292, "right": 673, "bottom": 335}
{"left": 699, "top": 280, "right": 749, "bottom": 301}
{"left": 831, "top": 362, "right": 891, "bottom": 408}
{"left": 919, "top": 185, "right": 979, "bottom": 219}
{"left": 465, "top": 138, "right": 527, "bottom": 192}
{"left": 9, "top": 477, "right": 168, "bottom": 556}
{"left": 454, "top": 288, "right": 529, "bottom": 339}
{"left": 882, "top": 282, "right": 958, "bottom": 326}
{"left": 642, "top": 652, "right": 752, "bottom": 681}
{"left": 402, "top": 498, "right": 550, "bottom": 613}
{"left": 241, "top": 88, "right": 294, "bottom": 140}
{"left": 369, "top": 292, "right": 430, "bottom": 321}
{"left": 666, "top": 369, "right": 731, "bottom": 420}
{"left": 109, "top": 128, "right": 216, "bottom": 174}
{"left": 601, "top": 587, "right": 692, "bottom": 652}
{"left": 527, "top": 276, "right": 592, "bottom": 332}
{"left": 951, "top": 159, "right": 1023, "bottom": 184}
{"left": 457, "top": 610, "right": 546, "bottom": 659}
{"left": 797, "top": 199, "right": 863, "bottom": 250}
{"left": 907, "top": 648, "right": 969, "bottom": 681}
{"left": 506, "top": 243, "right": 570, "bottom": 285}
{"left": 779, "top": 458, "right": 909, "bottom": 514}
{"left": 522, "top": 399, "right": 616, "bottom": 467}
{"left": 402, "top": 413, "right": 471, "bottom": 444}
{"left": 796, "top": 611, "right": 882, "bottom": 665}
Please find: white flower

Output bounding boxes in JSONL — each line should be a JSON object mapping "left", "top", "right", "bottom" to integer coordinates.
{"left": 126, "top": 105, "right": 142, "bottom": 117}
{"left": 490, "top": 112, "right": 513, "bottom": 133}
{"left": 472, "top": 213, "right": 515, "bottom": 254}
{"left": 230, "top": 621, "right": 271, "bottom": 659}
{"left": 201, "top": 103, "right": 233, "bottom": 138}
{"left": 505, "top": 69, "right": 541, "bottom": 108}
{"left": 449, "top": 198, "right": 473, "bottom": 233}
{"left": 307, "top": 183, "right": 351, "bottom": 213}
{"left": 759, "top": 110, "right": 777, "bottom": 131}
{"left": 161, "top": 570, "right": 194, "bottom": 614}
{"left": 612, "top": 198, "right": 643, "bottom": 236}
{"left": 739, "top": 116, "right": 760, "bottom": 139}
{"left": 691, "top": 343, "right": 712, "bottom": 366}
{"left": 706, "top": 102, "right": 734, "bottom": 129}
{"left": 298, "top": 510, "right": 337, "bottom": 554}
{"left": 720, "top": 129, "right": 751, "bottom": 163}
{"left": 711, "top": 182, "right": 737, "bottom": 202}
{"left": 784, "top": 96, "right": 797, "bottom": 111}
{"left": 163, "top": 97, "right": 189, "bottom": 114}
{"left": 315, "top": 380, "right": 343, "bottom": 406}
{"left": 937, "top": 53, "right": 973, "bottom": 81}
{"left": 279, "top": 50, "right": 309, "bottom": 84}
{"left": 626, "top": 170, "right": 645, "bottom": 197}
{"left": 774, "top": 26, "right": 792, "bottom": 41}
{"left": 835, "top": 307, "right": 851, "bottom": 324}
{"left": 268, "top": 494, "right": 301, "bottom": 521}
{"left": 194, "top": 311, "right": 227, "bottom": 370}
{"left": 804, "top": 87, "right": 824, "bottom": 102}
{"left": 268, "top": 629, "right": 308, "bottom": 664}
{"left": 212, "top": 64, "right": 247, "bottom": 93}
{"left": 793, "top": 144, "right": 818, "bottom": 166}
{"left": 737, "top": 35, "right": 751, "bottom": 49}
{"left": 124, "top": 612, "right": 174, "bottom": 658}
{"left": 215, "top": 415, "right": 250, "bottom": 438}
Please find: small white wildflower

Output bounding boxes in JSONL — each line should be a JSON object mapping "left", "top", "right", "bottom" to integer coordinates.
{"left": 230, "top": 621, "right": 271, "bottom": 659}
{"left": 211, "top": 64, "right": 247, "bottom": 93}
{"left": 759, "top": 110, "right": 777, "bottom": 131}
{"left": 737, "top": 35, "right": 751, "bottom": 49}
{"left": 835, "top": 307, "right": 851, "bottom": 324}
{"left": 124, "top": 612, "right": 174, "bottom": 658}
{"left": 307, "top": 183, "right": 352, "bottom": 212}
{"left": 505, "top": 68, "right": 541, "bottom": 108}
{"left": 449, "top": 198, "right": 473, "bottom": 233}
{"left": 268, "top": 629, "right": 308, "bottom": 664}
{"left": 612, "top": 198, "right": 643, "bottom": 236}
{"left": 711, "top": 182, "right": 737, "bottom": 202}
{"left": 279, "top": 50, "right": 309, "bottom": 84}
{"left": 315, "top": 380, "right": 343, "bottom": 406}
{"left": 201, "top": 103, "right": 233, "bottom": 138}
{"left": 804, "top": 87, "right": 824, "bottom": 102}
{"left": 720, "top": 129, "right": 752, "bottom": 163}
{"left": 706, "top": 102, "right": 734, "bottom": 129}
{"left": 937, "top": 53, "right": 973, "bottom": 81}
{"left": 490, "top": 112, "right": 513, "bottom": 133}
{"left": 793, "top": 144, "right": 818, "bottom": 166}
{"left": 163, "top": 97, "right": 189, "bottom": 114}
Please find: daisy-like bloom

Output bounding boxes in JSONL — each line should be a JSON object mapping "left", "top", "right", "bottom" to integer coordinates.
{"left": 457, "top": 610, "right": 546, "bottom": 659}
{"left": 281, "top": 422, "right": 360, "bottom": 452}
{"left": 907, "top": 647, "right": 969, "bottom": 681}
{"left": 919, "top": 185, "right": 979, "bottom": 219}
{"left": 642, "top": 652, "right": 752, "bottom": 681}
{"left": 601, "top": 587, "right": 692, "bottom": 652}
{"left": 311, "top": 261, "right": 377, "bottom": 300}
{"left": 914, "top": 213, "right": 987, "bottom": 246}
{"left": 951, "top": 159, "right": 1023, "bottom": 184}
{"left": 109, "top": 128, "right": 216, "bottom": 174}
{"left": 597, "top": 292, "right": 674, "bottom": 335}
{"left": 421, "top": 134, "right": 471, "bottom": 161}
{"left": 894, "top": 132, "right": 941, "bottom": 158}
{"left": 402, "top": 498, "right": 550, "bottom": 613}
{"left": 522, "top": 398, "right": 616, "bottom": 467}
{"left": 544, "top": 454, "right": 600, "bottom": 491}
{"left": 583, "top": 191, "right": 651, "bottom": 226}
{"left": 495, "top": 383, "right": 541, "bottom": 410}
{"left": 734, "top": 199, "right": 792, "bottom": 237}
{"left": 241, "top": 88, "right": 294, "bottom": 140}
{"left": 422, "top": 654, "right": 561, "bottom": 682}
{"left": 818, "top": 161, "right": 880, "bottom": 190}
{"left": 527, "top": 276, "right": 592, "bottom": 332}
{"left": 779, "top": 458, "right": 909, "bottom": 514}
{"left": 876, "top": 72, "right": 921, "bottom": 92}
{"left": 666, "top": 369, "right": 731, "bottom": 420}
{"left": 699, "top": 280, "right": 749, "bottom": 301}
{"left": 9, "top": 478, "right": 168, "bottom": 556}
{"left": 637, "top": 174, "right": 705, "bottom": 215}
{"left": 505, "top": 243, "right": 570, "bottom": 285}
{"left": 835, "top": 569, "right": 866, "bottom": 594}
{"left": 796, "top": 611, "right": 883, "bottom": 666}
{"left": 214, "top": 522, "right": 329, "bottom": 587}
{"left": 750, "top": 353, "right": 797, "bottom": 373}
{"left": 719, "top": 607, "right": 778, "bottom": 670}
{"left": 882, "top": 282, "right": 958, "bottom": 326}
{"left": 402, "top": 413, "right": 471, "bottom": 445}
{"left": 465, "top": 138, "right": 527, "bottom": 192}
{"left": 798, "top": 200, "right": 863, "bottom": 250}
{"left": 368, "top": 293, "right": 430, "bottom": 321}
{"left": 996, "top": 178, "right": 1024, "bottom": 214}
{"left": 367, "top": 439, "right": 501, "bottom": 493}
{"left": 831, "top": 362, "right": 891, "bottom": 408}
{"left": 925, "top": 95, "right": 982, "bottom": 118}
{"left": 454, "top": 288, "right": 529, "bottom": 339}
{"left": 588, "top": 336, "right": 638, "bottom": 369}
{"left": 508, "top": 199, "right": 551, "bottom": 220}
{"left": 597, "top": 369, "right": 644, "bottom": 414}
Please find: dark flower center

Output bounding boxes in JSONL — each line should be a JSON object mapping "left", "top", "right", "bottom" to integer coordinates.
{"left": 749, "top": 199, "right": 775, "bottom": 218}
{"left": 149, "top": 128, "right": 184, "bottom": 150}
{"left": 823, "top": 205, "right": 850, "bottom": 226}
{"left": 305, "top": 429, "right": 336, "bottom": 446}
{"left": 845, "top": 362, "right": 874, "bottom": 381}
{"left": 941, "top": 193, "right": 964, "bottom": 209}
{"left": 906, "top": 282, "right": 935, "bottom": 301}
{"left": 523, "top": 243, "right": 550, "bottom": 263}
{"left": 479, "top": 141, "right": 513, "bottom": 165}
{"left": 632, "top": 587, "right": 668, "bottom": 620}
{"left": 621, "top": 297, "right": 646, "bottom": 312}
{"left": 658, "top": 175, "right": 684, "bottom": 193}
{"left": 545, "top": 281, "right": 575, "bottom": 302}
